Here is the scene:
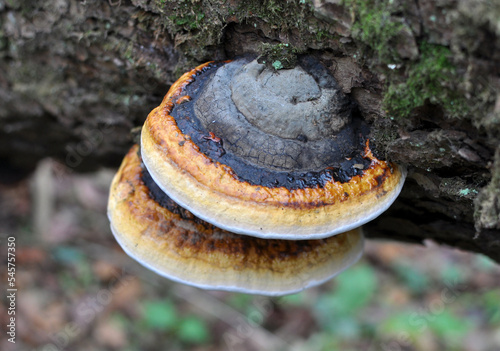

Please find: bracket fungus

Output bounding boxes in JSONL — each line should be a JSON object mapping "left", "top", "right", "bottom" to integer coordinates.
{"left": 108, "top": 146, "right": 363, "bottom": 295}
{"left": 108, "top": 56, "right": 406, "bottom": 295}
{"left": 141, "top": 56, "right": 406, "bottom": 239}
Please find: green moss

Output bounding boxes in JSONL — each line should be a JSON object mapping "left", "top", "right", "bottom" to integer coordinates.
{"left": 344, "top": 0, "right": 472, "bottom": 121}
{"left": 166, "top": 2, "right": 206, "bottom": 31}
{"left": 152, "top": 0, "right": 226, "bottom": 63}
{"left": 315, "top": 29, "right": 336, "bottom": 42}
{"left": 343, "top": 0, "right": 404, "bottom": 62}
{"left": 155, "top": 0, "right": 167, "bottom": 8}
{"left": 149, "top": 0, "right": 340, "bottom": 69}
{"left": 384, "top": 42, "right": 468, "bottom": 119}
{"left": 236, "top": 0, "right": 306, "bottom": 24}
{"left": 234, "top": 0, "right": 325, "bottom": 44}
{"left": 258, "top": 43, "right": 300, "bottom": 70}
{"left": 234, "top": 0, "right": 341, "bottom": 52}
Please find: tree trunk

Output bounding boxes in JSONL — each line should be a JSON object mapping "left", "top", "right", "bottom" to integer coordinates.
{"left": 1, "top": 0, "right": 499, "bottom": 261}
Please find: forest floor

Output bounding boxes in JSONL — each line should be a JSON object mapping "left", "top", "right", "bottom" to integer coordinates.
{"left": 1, "top": 159, "right": 499, "bottom": 351}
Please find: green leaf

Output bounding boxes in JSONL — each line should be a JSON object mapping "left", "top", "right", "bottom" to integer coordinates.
{"left": 332, "top": 264, "right": 377, "bottom": 313}
{"left": 142, "top": 300, "right": 178, "bottom": 331}
{"left": 481, "top": 289, "right": 500, "bottom": 324}
{"left": 178, "top": 316, "right": 210, "bottom": 344}
{"left": 381, "top": 311, "right": 423, "bottom": 339}
{"left": 227, "top": 293, "right": 254, "bottom": 310}
{"left": 393, "top": 263, "right": 429, "bottom": 294}
{"left": 440, "top": 265, "right": 466, "bottom": 286}
{"left": 279, "top": 292, "right": 305, "bottom": 306}
{"left": 381, "top": 310, "right": 471, "bottom": 345}
{"left": 314, "top": 264, "right": 377, "bottom": 331}
{"left": 272, "top": 60, "right": 283, "bottom": 70}
{"left": 428, "top": 311, "right": 472, "bottom": 340}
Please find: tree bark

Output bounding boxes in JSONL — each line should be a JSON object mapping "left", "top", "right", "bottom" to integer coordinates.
{"left": 1, "top": 0, "right": 499, "bottom": 261}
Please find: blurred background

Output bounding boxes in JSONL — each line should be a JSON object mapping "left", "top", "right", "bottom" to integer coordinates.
{"left": 1, "top": 158, "right": 499, "bottom": 351}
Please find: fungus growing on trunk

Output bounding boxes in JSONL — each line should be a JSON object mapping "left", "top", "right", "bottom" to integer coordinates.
{"left": 108, "top": 56, "right": 406, "bottom": 295}
{"left": 140, "top": 57, "right": 406, "bottom": 239}
{"left": 108, "top": 146, "right": 364, "bottom": 295}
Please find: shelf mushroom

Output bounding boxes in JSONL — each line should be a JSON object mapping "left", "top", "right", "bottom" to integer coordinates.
{"left": 108, "top": 146, "right": 364, "bottom": 295}
{"left": 141, "top": 56, "right": 406, "bottom": 239}
{"left": 108, "top": 55, "right": 406, "bottom": 295}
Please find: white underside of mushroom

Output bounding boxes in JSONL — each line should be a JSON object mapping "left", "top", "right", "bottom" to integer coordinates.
{"left": 141, "top": 135, "right": 406, "bottom": 240}
{"left": 107, "top": 146, "right": 367, "bottom": 296}
{"left": 109, "top": 220, "right": 364, "bottom": 296}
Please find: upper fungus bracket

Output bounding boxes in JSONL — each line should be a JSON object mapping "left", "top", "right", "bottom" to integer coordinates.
{"left": 140, "top": 57, "right": 407, "bottom": 239}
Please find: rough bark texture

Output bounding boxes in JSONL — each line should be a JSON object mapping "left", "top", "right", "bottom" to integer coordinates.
{"left": 1, "top": 0, "right": 499, "bottom": 261}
